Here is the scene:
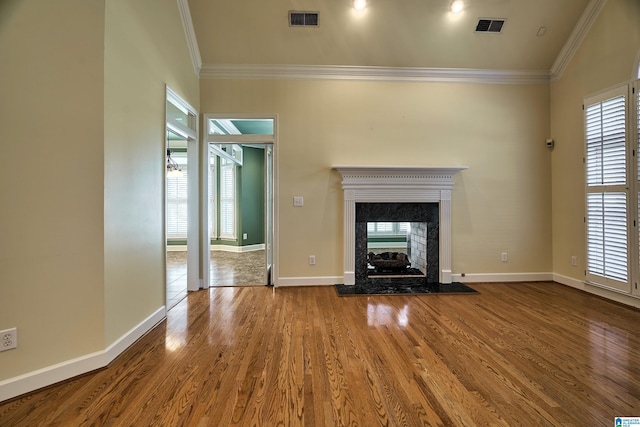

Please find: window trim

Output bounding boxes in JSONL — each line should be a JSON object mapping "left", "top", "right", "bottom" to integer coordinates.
{"left": 583, "top": 82, "right": 638, "bottom": 294}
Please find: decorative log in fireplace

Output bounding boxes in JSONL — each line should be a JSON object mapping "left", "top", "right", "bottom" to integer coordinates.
{"left": 368, "top": 252, "right": 410, "bottom": 273}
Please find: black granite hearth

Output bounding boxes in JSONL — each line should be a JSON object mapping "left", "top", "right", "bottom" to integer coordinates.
{"left": 335, "top": 281, "right": 477, "bottom": 296}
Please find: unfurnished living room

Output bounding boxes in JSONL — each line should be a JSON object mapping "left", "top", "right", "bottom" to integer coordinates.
{"left": 1, "top": 0, "right": 640, "bottom": 425}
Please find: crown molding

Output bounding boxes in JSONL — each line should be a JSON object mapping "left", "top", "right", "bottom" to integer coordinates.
{"left": 177, "top": 0, "right": 202, "bottom": 76}
{"left": 550, "top": 0, "right": 608, "bottom": 82}
{"left": 187, "top": 0, "right": 605, "bottom": 85}
{"left": 200, "top": 63, "right": 550, "bottom": 85}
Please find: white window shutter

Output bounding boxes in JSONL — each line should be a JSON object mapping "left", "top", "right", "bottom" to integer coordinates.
{"left": 220, "top": 159, "right": 236, "bottom": 239}
{"left": 367, "top": 222, "right": 411, "bottom": 236}
{"left": 586, "top": 96, "right": 626, "bottom": 186}
{"left": 167, "top": 166, "right": 188, "bottom": 239}
{"left": 585, "top": 87, "right": 629, "bottom": 291}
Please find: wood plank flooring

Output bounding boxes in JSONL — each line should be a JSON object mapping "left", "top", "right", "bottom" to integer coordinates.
{"left": 2, "top": 282, "right": 640, "bottom": 426}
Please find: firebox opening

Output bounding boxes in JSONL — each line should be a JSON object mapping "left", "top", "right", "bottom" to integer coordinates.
{"left": 366, "top": 221, "right": 427, "bottom": 278}
{"left": 355, "top": 202, "right": 439, "bottom": 285}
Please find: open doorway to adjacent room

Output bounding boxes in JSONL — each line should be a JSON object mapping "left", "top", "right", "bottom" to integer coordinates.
{"left": 203, "top": 116, "right": 276, "bottom": 287}
{"left": 165, "top": 88, "right": 199, "bottom": 309}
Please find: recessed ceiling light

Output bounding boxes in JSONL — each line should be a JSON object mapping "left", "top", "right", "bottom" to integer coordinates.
{"left": 450, "top": 0, "right": 464, "bottom": 14}
{"left": 354, "top": 0, "right": 367, "bottom": 11}
{"left": 536, "top": 26, "right": 547, "bottom": 37}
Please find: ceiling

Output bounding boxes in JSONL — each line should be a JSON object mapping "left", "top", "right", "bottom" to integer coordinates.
{"left": 187, "top": 0, "right": 593, "bottom": 72}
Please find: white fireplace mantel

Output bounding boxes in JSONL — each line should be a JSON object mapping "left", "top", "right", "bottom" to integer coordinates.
{"left": 333, "top": 166, "right": 467, "bottom": 285}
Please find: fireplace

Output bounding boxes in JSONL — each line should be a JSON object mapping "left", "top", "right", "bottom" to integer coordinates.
{"left": 356, "top": 203, "right": 439, "bottom": 284}
{"left": 334, "top": 166, "right": 467, "bottom": 286}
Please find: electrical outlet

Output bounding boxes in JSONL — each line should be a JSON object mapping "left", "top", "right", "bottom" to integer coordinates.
{"left": 501, "top": 252, "right": 508, "bottom": 262}
{"left": 571, "top": 256, "right": 577, "bottom": 266}
{"left": 243, "top": 233, "right": 248, "bottom": 240}
{"left": 1, "top": 328, "right": 17, "bottom": 352}
{"left": 309, "top": 255, "right": 316, "bottom": 265}
{"left": 293, "top": 196, "right": 304, "bottom": 207}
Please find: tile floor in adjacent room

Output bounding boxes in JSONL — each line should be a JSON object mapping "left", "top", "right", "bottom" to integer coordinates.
{"left": 167, "top": 250, "right": 266, "bottom": 309}
{"left": 209, "top": 250, "right": 266, "bottom": 287}
{"left": 166, "top": 251, "right": 189, "bottom": 310}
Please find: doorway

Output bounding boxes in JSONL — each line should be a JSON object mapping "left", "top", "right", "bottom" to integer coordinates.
{"left": 202, "top": 116, "right": 277, "bottom": 287}
{"left": 166, "top": 87, "right": 199, "bottom": 309}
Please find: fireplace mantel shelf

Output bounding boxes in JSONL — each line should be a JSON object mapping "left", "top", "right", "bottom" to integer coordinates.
{"left": 334, "top": 166, "right": 468, "bottom": 190}
{"left": 333, "top": 166, "right": 468, "bottom": 175}
{"left": 334, "top": 165, "right": 467, "bottom": 285}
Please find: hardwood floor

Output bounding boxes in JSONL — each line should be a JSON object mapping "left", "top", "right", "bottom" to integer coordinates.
{"left": 2, "top": 282, "right": 640, "bottom": 426}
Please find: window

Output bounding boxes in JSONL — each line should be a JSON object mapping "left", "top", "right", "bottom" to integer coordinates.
{"left": 584, "top": 83, "right": 639, "bottom": 293}
{"left": 219, "top": 158, "right": 236, "bottom": 239}
{"left": 367, "top": 222, "right": 410, "bottom": 236}
{"left": 167, "top": 153, "right": 188, "bottom": 239}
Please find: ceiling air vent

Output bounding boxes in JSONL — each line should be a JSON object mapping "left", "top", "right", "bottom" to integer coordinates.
{"left": 475, "top": 18, "right": 506, "bottom": 33}
{"left": 289, "top": 11, "right": 319, "bottom": 27}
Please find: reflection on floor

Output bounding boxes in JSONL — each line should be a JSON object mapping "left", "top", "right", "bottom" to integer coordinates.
{"left": 167, "top": 251, "right": 188, "bottom": 310}
{"left": 210, "top": 250, "right": 265, "bottom": 287}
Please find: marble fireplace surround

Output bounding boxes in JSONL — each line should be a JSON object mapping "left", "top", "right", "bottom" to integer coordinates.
{"left": 334, "top": 166, "right": 467, "bottom": 285}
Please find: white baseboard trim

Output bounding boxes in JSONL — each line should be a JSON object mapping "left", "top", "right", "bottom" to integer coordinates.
{"left": 452, "top": 272, "right": 554, "bottom": 283}
{"left": 104, "top": 307, "right": 166, "bottom": 364}
{"left": 552, "top": 273, "right": 586, "bottom": 290}
{"left": 167, "top": 245, "right": 187, "bottom": 252}
{"left": 276, "top": 276, "right": 343, "bottom": 287}
{"left": 211, "top": 244, "right": 265, "bottom": 253}
{"left": 553, "top": 273, "right": 640, "bottom": 309}
{"left": 0, "top": 306, "right": 166, "bottom": 403}
{"left": 0, "top": 350, "right": 106, "bottom": 404}
{"left": 277, "top": 273, "right": 554, "bottom": 287}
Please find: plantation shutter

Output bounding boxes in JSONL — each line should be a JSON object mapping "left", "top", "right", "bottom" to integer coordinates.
{"left": 376, "top": 222, "right": 393, "bottom": 233}
{"left": 585, "top": 87, "right": 629, "bottom": 291}
{"left": 209, "top": 162, "right": 217, "bottom": 239}
{"left": 220, "top": 159, "right": 236, "bottom": 239}
{"left": 367, "top": 222, "right": 411, "bottom": 235}
{"left": 167, "top": 166, "right": 188, "bottom": 239}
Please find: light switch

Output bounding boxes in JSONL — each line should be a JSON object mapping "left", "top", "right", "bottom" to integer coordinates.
{"left": 293, "top": 196, "right": 304, "bottom": 207}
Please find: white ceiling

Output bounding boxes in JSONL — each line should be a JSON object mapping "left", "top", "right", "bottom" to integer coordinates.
{"left": 187, "top": 0, "right": 594, "bottom": 73}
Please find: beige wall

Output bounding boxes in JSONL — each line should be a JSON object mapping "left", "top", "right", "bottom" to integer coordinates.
{"left": 0, "top": 0, "right": 106, "bottom": 378}
{"left": 0, "top": 0, "right": 198, "bottom": 384}
{"left": 104, "top": 0, "right": 199, "bottom": 344}
{"left": 550, "top": 0, "right": 640, "bottom": 282}
{"left": 200, "top": 79, "right": 552, "bottom": 279}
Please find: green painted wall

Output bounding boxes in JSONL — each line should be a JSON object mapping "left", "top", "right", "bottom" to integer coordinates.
{"left": 240, "top": 147, "right": 265, "bottom": 246}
